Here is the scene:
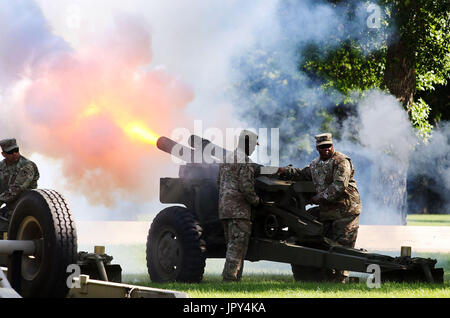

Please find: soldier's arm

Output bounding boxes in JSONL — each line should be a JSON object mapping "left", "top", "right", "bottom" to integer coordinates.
{"left": 217, "top": 165, "right": 221, "bottom": 188}
{"left": 239, "top": 163, "right": 260, "bottom": 206}
{"left": 0, "top": 163, "right": 37, "bottom": 203}
{"left": 0, "top": 183, "right": 5, "bottom": 205}
{"left": 279, "top": 165, "right": 312, "bottom": 181}
{"left": 317, "top": 159, "right": 351, "bottom": 201}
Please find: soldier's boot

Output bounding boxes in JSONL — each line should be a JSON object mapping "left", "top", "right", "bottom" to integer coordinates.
{"left": 321, "top": 268, "right": 334, "bottom": 281}
{"left": 333, "top": 270, "right": 348, "bottom": 284}
{"left": 323, "top": 269, "right": 347, "bottom": 283}
{"left": 236, "top": 261, "right": 244, "bottom": 281}
{"left": 222, "top": 259, "right": 242, "bottom": 282}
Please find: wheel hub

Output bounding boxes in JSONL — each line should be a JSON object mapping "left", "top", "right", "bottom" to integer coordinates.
{"left": 16, "top": 216, "right": 44, "bottom": 281}
{"left": 157, "top": 231, "right": 181, "bottom": 272}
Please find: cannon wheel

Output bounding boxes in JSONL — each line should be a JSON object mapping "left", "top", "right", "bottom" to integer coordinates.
{"left": 146, "top": 206, "right": 206, "bottom": 283}
{"left": 7, "top": 189, "right": 77, "bottom": 298}
{"left": 291, "top": 264, "right": 325, "bottom": 282}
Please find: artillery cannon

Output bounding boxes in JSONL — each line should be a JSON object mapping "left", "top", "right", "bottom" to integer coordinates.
{"left": 146, "top": 135, "right": 444, "bottom": 283}
{"left": 0, "top": 189, "right": 187, "bottom": 298}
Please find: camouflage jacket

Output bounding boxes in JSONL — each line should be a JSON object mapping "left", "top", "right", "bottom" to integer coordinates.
{"left": 283, "top": 151, "right": 361, "bottom": 221}
{"left": 218, "top": 150, "right": 260, "bottom": 220}
{"left": 0, "top": 156, "right": 39, "bottom": 204}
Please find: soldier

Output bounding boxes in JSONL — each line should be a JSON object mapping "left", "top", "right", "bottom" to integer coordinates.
{"left": 278, "top": 133, "right": 361, "bottom": 282}
{"left": 218, "top": 130, "right": 262, "bottom": 282}
{"left": 0, "top": 139, "right": 40, "bottom": 237}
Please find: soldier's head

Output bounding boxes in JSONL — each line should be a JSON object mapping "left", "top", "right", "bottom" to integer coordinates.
{"left": 315, "top": 133, "right": 334, "bottom": 161}
{"left": 237, "top": 130, "right": 259, "bottom": 156}
{"left": 0, "top": 138, "right": 21, "bottom": 164}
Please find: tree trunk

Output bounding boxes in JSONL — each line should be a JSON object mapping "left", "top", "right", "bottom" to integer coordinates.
{"left": 384, "top": 37, "right": 416, "bottom": 109}
{"left": 381, "top": 33, "right": 416, "bottom": 225}
{"left": 370, "top": 156, "right": 409, "bottom": 225}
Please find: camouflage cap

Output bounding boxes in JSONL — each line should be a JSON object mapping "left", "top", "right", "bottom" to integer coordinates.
{"left": 0, "top": 138, "right": 19, "bottom": 152}
{"left": 315, "top": 133, "right": 333, "bottom": 146}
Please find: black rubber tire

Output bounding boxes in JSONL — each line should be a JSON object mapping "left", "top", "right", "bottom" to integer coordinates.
{"left": 146, "top": 206, "right": 206, "bottom": 283}
{"left": 291, "top": 264, "right": 325, "bottom": 282}
{"left": 7, "top": 189, "right": 77, "bottom": 298}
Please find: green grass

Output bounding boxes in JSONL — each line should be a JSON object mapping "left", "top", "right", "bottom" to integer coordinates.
{"left": 123, "top": 274, "right": 450, "bottom": 298}
{"left": 407, "top": 214, "right": 450, "bottom": 226}
{"left": 94, "top": 234, "right": 449, "bottom": 298}
{"left": 122, "top": 252, "right": 450, "bottom": 298}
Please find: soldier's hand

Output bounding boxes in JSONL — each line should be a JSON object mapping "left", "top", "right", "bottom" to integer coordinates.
{"left": 311, "top": 195, "right": 321, "bottom": 205}
{"left": 257, "top": 198, "right": 264, "bottom": 207}
{"left": 254, "top": 197, "right": 267, "bottom": 207}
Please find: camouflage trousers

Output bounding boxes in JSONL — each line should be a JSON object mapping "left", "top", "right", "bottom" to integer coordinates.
{"left": 308, "top": 207, "right": 359, "bottom": 248}
{"left": 0, "top": 206, "right": 13, "bottom": 234}
{"left": 309, "top": 207, "right": 360, "bottom": 282}
{"left": 221, "top": 219, "right": 252, "bottom": 282}
{"left": 322, "top": 215, "right": 360, "bottom": 248}
{"left": 323, "top": 215, "right": 360, "bottom": 282}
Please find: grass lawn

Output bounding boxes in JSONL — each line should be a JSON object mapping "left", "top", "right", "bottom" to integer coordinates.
{"left": 100, "top": 216, "right": 450, "bottom": 298}
{"left": 123, "top": 273, "right": 450, "bottom": 298}
{"left": 123, "top": 252, "right": 450, "bottom": 298}
{"left": 407, "top": 214, "right": 450, "bottom": 226}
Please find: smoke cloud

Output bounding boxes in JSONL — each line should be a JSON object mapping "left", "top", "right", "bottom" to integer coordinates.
{"left": 0, "top": 0, "right": 281, "bottom": 218}
{"left": 338, "top": 90, "right": 417, "bottom": 224}
{"left": 341, "top": 93, "right": 450, "bottom": 223}
{"left": 231, "top": 0, "right": 449, "bottom": 224}
{"left": 1, "top": 1, "right": 447, "bottom": 223}
{"left": 0, "top": 1, "right": 194, "bottom": 206}
{"left": 407, "top": 122, "right": 450, "bottom": 214}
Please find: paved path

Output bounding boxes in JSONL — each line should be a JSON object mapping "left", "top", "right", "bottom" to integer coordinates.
{"left": 355, "top": 225, "right": 450, "bottom": 253}
{"left": 76, "top": 221, "right": 450, "bottom": 253}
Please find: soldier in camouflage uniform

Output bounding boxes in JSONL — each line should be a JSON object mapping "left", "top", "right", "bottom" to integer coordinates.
{"left": 0, "top": 139, "right": 40, "bottom": 237}
{"left": 218, "top": 130, "right": 261, "bottom": 282}
{"left": 278, "top": 133, "right": 361, "bottom": 282}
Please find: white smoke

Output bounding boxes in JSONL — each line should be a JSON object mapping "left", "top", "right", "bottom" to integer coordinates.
{"left": 1, "top": 1, "right": 447, "bottom": 227}
{"left": 356, "top": 91, "right": 416, "bottom": 161}
{"left": 338, "top": 90, "right": 417, "bottom": 224}
{"left": 0, "top": 0, "right": 282, "bottom": 221}
{"left": 407, "top": 122, "right": 450, "bottom": 214}
{"left": 230, "top": 0, "right": 449, "bottom": 224}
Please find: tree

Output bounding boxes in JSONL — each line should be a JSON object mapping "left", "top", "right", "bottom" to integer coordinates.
{"left": 232, "top": 0, "right": 449, "bottom": 223}
{"left": 302, "top": 0, "right": 448, "bottom": 222}
{"left": 304, "top": 0, "right": 449, "bottom": 137}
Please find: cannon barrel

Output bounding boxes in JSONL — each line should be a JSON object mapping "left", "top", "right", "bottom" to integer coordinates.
{"left": 157, "top": 135, "right": 235, "bottom": 163}
{"left": 157, "top": 136, "right": 200, "bottom": 163}
{"left": 188, "top": 135, "right": 233, "bottom": 163}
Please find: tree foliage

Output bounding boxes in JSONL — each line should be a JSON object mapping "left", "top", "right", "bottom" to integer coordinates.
{"left": 232, "top": 0, "right": 448, "bottom": 162}
{"left": 302, "top": 0, "right": 449, "bottom": 139}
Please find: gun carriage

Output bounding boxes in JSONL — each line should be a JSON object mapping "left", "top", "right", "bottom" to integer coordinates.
{"left": 146, "top": 135, "right": 444, "bottom": 283}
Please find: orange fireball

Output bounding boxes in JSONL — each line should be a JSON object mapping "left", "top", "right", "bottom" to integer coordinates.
{"left": 122, "top": 122, "right": 159, "bottom": 146}
{"left": 81, "top": 102, "right": 160, "bottom": 146}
